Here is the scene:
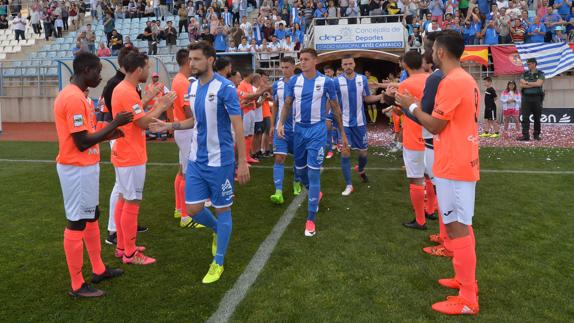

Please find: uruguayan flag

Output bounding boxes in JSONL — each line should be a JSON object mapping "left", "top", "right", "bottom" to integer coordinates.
{"left": 515, "top": 42, "right": 574, "bottom": 78}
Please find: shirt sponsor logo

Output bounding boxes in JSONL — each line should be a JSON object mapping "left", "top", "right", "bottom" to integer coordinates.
{"left": 208, "top": 93, "right": 216, "bottom": 102}
{"left": 73, "top": 114, "right": 84, "bottom": 127}
{"left": 132, "top": 104, "right": 143, "bottom": 114}
{"left": 221, "top": 179, "right": 233, "bottom": 196}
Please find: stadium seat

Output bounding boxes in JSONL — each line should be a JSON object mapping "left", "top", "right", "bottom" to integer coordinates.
{"left": 46, "top": 67, "right": 58, "bottom": 76}
{"left": 47, "top": 51, "right": 58, "bottom": 59}
{"left": 22, "top": 60, "right": 33, "bottom": 67}
{"left": 10, "top": 40, "right": 19, "bottom": 46}
{"left": 0, "top": 53, "right": 6, "bottom": 60}
{"left": 11, "top": 61, "right": 22, "bottom": 68}
{"left": 36, "top": 52, "right": 48, "bottom": 58}
{"left": 24, "top": 68, "right": 37, "bottom": 77}
{"left": 0, "top": 40, "right": 9, "bottom": 47}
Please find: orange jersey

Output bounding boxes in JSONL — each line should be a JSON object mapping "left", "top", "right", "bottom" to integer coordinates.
{"left": 432, "top": 67, "right": 480, "bottom": 182}
{"left": 237, "top": 80, "right": 255, "bottom": 113}
{"left": 398, "top": 73, "right": 428, "bottom": 151}
{"left": 111, "top": 80, "right": 147, "bottom": 167}
{"left": 144, "top": 82, "right": 165, "bottom": 108}
{"left": 54, "top": 84, "right": 100, "bottom": 166}
{"left": 262, "top": 99, "right": 271, "bottom": 118}
{"left": 171, "top": 73, "right": 191, "bottom": 122}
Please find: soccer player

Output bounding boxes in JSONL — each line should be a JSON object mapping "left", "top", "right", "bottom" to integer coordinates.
{"left": 323, "top": 65, "right": 337, "bottom": 159}
{"left": 55, "top": 52, "right": 131, "bottom": 297}
{"left": 101, "top": 47, "right": 156, "bottom": 245}
{"left": 238, "top": 72, "right": 265, "bottom": 164}
{"left": 397, "top": 31, "right": 450, "bottom": 257}
{"left": 252, "top": 69, "right": 272, "bottom": 159}
{"left": 172, "top": 48, "right": 202, "bottom": 229}
{"left": 396, "top": 31, "right": 480, "bottom": 315}
{"left": 149, "top": 42, "right": 250, "bottom": 283}
{"left": 143, "top": 72, "right": 170, "bottom": 140}
{"left": 269, "top": 56, "right": 302, "bottom": 204}
{"left": 395, "top": 50, "right": 429, "bottom": 230}
{"left": 111, "top": 51, "right": 177, "bottom": 265}
{"left": 334, "top": 55, "right": 382, "bottom": 196}
{"left": 277, "top": 48, "right": 348, "bottom": 237}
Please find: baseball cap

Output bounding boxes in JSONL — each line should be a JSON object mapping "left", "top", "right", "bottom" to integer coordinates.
{"left": 526, "top": 58, "right": 537, "bottom": 64}
{"left": 152, "top": 72, "right": 159, "bottom": 77}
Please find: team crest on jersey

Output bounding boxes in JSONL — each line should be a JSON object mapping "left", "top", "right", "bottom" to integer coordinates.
{"left": 208, "top": 93, "right": 216, "bottom": 102}
{"left": 132, "top": 104, "right": 143, "bottom": 114}
{"left": 315, "top": 84, "right": 322, "bottom": 91}
{"left": 73, "top": 114, "right": 84, "bottom": 127}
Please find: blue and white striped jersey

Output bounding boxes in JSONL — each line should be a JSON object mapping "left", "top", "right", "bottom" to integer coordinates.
{"left": 285, "top": 72, "right": 336, "bottom": 125}
{"left": 334, "top": 73, "right": 370, "bottom": 127}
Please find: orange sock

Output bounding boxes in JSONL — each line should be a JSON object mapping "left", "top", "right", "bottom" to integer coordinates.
{"left": 83, "top": 221, "right": 106, "bottom": 275}
{"left": 64, "top": 229, "right": 85, "bottom": 291}
{"left": 179, "top": 177, "right": 187, "bottom": 218}
{"left": 425, "top": 179, "right": 436, "bottom": 215}
{"left": 409, "top": 184, "right": 426, "bottom": 225}
{"left": 438, "top": 206, "right": 451, "bottom": 250}
{"left": 114, "top": 198, "right": 125, "bottom": 250}
{"left": 121, "top": 202, "right": 140, "bottom": 257}
{"left": 451, "top": 231, "right": 477, "bottom": 304}
{"left": 174, "top": 173, "right": 182, "bottom": 212}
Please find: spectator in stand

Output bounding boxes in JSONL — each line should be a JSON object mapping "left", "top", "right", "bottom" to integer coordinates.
{"left": 0, "top": 15, "right": 7, "bottom": 30}
{"left": 240, "top": 15, "right": 252, "bottom": 37}
{"left": 554, "top": 0, "right": 572, "bottom": 20}
{"left": 314, "top": 1, "right": 328, "bottom": 26}
{"left": 188, "top": 17, "right": 200, "bottom": 41}
{"left": 252, "top": 18, "right": 264, "bottom": 45}
{"left": 339, "top": 0, "right": 349, "bottom": 17}
{"left": 127, "top": 0, "right": 137, "bottom": 18}
{"left": 482, "top": 19, "right": 500, "bottom": 44}
{"left": 165, "top": 21, "right": 178, "bottom": 53}
{"left": 326, "top": 0, "right": 339, "bottom": 25}
{"left": 459, "top": 0, "right": 469, "bottom": 17}
{"left": 12, "top": 13, "right": 26, "bottom": 42}
{"left": 303, "top": 0, "right": 314, "bottom": 29}
{"left": 430, "top": 0, "right": 445, "bottom": 25}
{"left": 109, "top": 29, "right": 123, "bottom": 56}
{"left": 72, "top": 40, "right": 83, "bottom": 56}
{"left": 359, "top": 0, "right": 370, "bottom": 16}
{"left": 292, "top": 22, "right": 304, "bottom": 45}
{"left": 541, "top": 5, "right": 564, "bottom": 41}
{"left": 104, "top": 12, "right": 115, "bottom": 43}
{"left": 115, "top": 5, "right": 126, "bottom": 19}
{"left": 552, "top": 25, "right": 568, "bottom": 41}
{"left": 248, "top": 38, "right": 258, "bottom": 52}
{"left": 228, "top": 39, "right": 238, "bottom": 51}
{"left": 69, "top": 3, "right": 79, "bottom": 30}
{"left": 199, "top": 25, "right": 215, "bottom": 45}
{"left": 214, "top": 25, "right": 229, "bottom": 52}
{"left": 30, "top": 5, "right": 42, "bottom": 35}
{"left": 238, "top": 36, "right": 250, "bottom": 51}
{"left": 274, "top": 22, "right": 287, "bottom": 40}
{"left": 510, "top": 18, "right": 527, "bottom": 43}
{"left": 426, "top": 19, "right": 442, "bottom": 32}
{"left": 500, "top": 80, "right": 521, "bottom": 136}
{"left": 262, "top": 19, "right": 274, "bottom": 40}
{"left": 282, "top": 35, "right": 296, "bottom": 55}
{"left": 97, "top": 41, "right": 112, "bottom": 57}
{"left": 144, "top": 21, "right": 157, "bottom": 55}
{"left": 222, "top": 6, "right": 233, "bottom": 27}
{"left": 124, "top": 36, "right": 134, "bottom": 48}
{"left": 496, "top": 7, "right": 512, "bottom": 43}
{"left": 85, "top": 24, "right": 97, "bottom": 54}
{"left": 528, "top": 16, "right": 547, "bottom": 42}
{"left": 567, "top": 8, "right": 574, "bottom": 41}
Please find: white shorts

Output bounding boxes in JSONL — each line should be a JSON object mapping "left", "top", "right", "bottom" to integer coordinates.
{"left": 114, "top": 164, "right": 146, "bottom": 201}
{"left": 403, "top": 148, "right": 425, "bottom": 179}
{"left": 57, "top": 163, "right": 100, "bottom": 221}
{"left": 424, "top": 147, "right": 435, "bottom": 183}
{"left": 435, "top": 177, "right": 476, "bottom": 225}
{"left": 175, "top": 129, "right": 194, "bottom": 174}
{"left": 254, "top": 106, "right": 263, "bottom": 122}
{"left": 243, "top": 110, "right": 255, "bottom": 137}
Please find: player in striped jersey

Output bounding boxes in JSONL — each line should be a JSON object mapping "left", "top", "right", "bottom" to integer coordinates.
{"left": 277, "top": 48, "right": 348, "bottom": 237}
{"left": 269, "top": 56, "right": 302, "bottom": 204}
{"left": 335, "top": 55, "right": 383, "bottom": 196}
{"left": 149, "top": 42, "right": 250, "bottom": 283}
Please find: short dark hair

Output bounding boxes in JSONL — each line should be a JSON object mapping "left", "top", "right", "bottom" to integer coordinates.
{"left": 434, "top": 30, "right": 465, "bottom": 59}
{"left": 281, "top": 56, "right": 295, "bottom": 64}
{"left": 483, "top": 76, "right": 492, "bottom": 82}
{"left": 323, "top": 65, "right": 334, "bottom": 71}
{"left": 255, "top": 68, "right": 268, "bottom": 77}
{"left": 403, "top": 50, "right": 423, "bottom": 70}
{"left": 188, "top": 41, "right": 217, "bottom": 59}
{"left": 176, "top": 48, "right": 190, "bottom": 67}
{"left": 214, "top": 56, "right": 231, "bottom": 72}
{"left": 117, "top": 46, "right": 139, "bottom": 68}
{"left": 123, "top": 51, "right": 149, "bottom": 73}
{"left": 73, "top": 52, "right": 100, "bottom": 75}
{"left": 230, "top": 69, "right": 241, "bottom": 77}
{"left": 341, "top": 54, "right": 354, "bottom": 60}
{"left": 425, "top": 31, "right": 440, "bottom": 42}
{"left": 527, "top": 58, "right": 537, "bottom": 64}
{"left": 300, "top": 48, "right": 318, "bottom": 58}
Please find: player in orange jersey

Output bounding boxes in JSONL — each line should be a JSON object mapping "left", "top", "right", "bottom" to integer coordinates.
{"left": 111, "top": 51, "right": 176, "bottom": 265}
{"left": 143, "top": 72, "right": 170, "bottom": 140}
{"left": 396, "top": 51, "right": 429, "bottom": 230}
{"left": 396, "top": 30, "right": 480, "bottom": 315}
{"left": 55, "top": 52, "right": 133, "bottom": 297}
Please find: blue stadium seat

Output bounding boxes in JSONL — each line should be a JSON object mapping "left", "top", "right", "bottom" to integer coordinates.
{"left": 36, "top": 52, "right": 48, "bottom": 58}
{"left": 46, "top": 67, "right": 58, "bottom": 76}
{"left": 24, "top": 68, "right": 37, "bottom": 77}
{"left": 47, "top": 51, "right": 58, "bottom": 59}
{"left": 11, "top": 61, "right": 22, "bottom": 67}
{"left": 22, "top": 60, "right": 33, "bottom": 67}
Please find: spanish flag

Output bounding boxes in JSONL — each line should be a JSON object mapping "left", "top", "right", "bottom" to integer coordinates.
{"left": 461, "top": 46, "right": 489, "bottom": 66}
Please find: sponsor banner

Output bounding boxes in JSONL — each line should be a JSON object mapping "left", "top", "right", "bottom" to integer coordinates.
{"left": 519, "top": 108, "right": 574, "bottom": 124}
{"left": 314, "top": 23, "right": 405, "bottom": 50}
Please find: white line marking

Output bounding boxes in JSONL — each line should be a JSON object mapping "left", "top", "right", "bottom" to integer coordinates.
{"left": 207, "top": 188, "right": 308, "bottom": 323}
{"left": 1, "top": 159, "right": 573, "bottom": 175}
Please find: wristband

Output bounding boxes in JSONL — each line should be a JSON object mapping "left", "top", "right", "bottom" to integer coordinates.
{"left": 408, "top": 103, "right": 418, "bottom": 114}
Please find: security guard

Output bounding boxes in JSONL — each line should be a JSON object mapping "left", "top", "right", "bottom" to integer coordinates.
{"left": 518, "top": 58, "right": 545, "bottom": 141}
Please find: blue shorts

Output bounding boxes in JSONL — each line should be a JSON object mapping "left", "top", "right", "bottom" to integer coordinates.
{"left": 185, "top": 161, "right": 235, "bottom": 208}
{"left": 273, "top": 130, "right": 294, "bottom": 155}
{"left": 294, "top": 122, "right": 327, "bottom": 170}
{"left": 344, "top": 125, "right": 368, "bottom": 150}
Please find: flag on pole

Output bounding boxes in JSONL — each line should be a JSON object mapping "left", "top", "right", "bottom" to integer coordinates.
{"left": 515, "top": 42, "right": 574, "bottom": 78}
{"left": 460, "top": 46, "right": 489, "bottom": 66}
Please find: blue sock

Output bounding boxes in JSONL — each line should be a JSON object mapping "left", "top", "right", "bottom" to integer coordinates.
{"left": 326, "top": 130, "right": 332, "bottom": 152}
{"left": 341, "top": 156, "right": 352, "bottom": 185}
{"left": 333, "top": 128, "right": 339, "bottom": 146}
{"left": 293, "top": 165, "right": 301, "bottom": 183}
{"left": 307, "top": 168, "right": 321, "bottom": 221}
{"left": 214, "top": 210, "right": 232, "bottom": 266}
{"left": 193, "top": 208, "right": 218, "bottom": 234}
{"left": 358, "top": 155, "right": 368, "bottom": 172}
{"left": 273, "top": 162, "right": 285, "bottom": 191}
{"left": 297, "top": 166, "right": 309, "bottom": 188}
